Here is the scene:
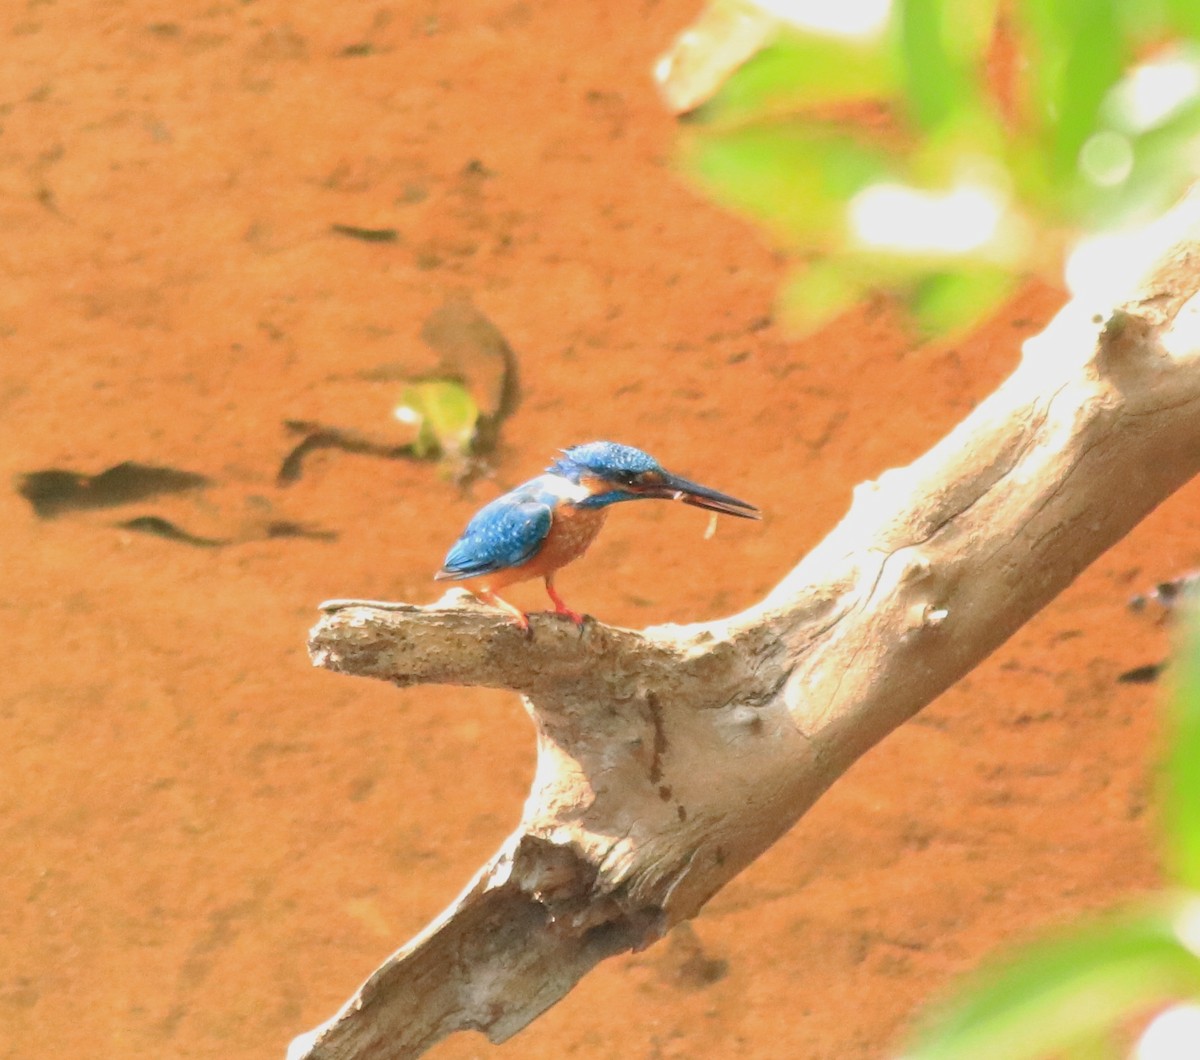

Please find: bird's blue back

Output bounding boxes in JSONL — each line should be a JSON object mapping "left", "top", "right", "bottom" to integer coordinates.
{"left": 438, "top": 476, "right": 559, "bottom": 579}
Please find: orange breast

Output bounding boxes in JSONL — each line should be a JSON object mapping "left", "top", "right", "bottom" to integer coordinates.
{"left": 526, "top": 505, "right": 607, "bottom": 577}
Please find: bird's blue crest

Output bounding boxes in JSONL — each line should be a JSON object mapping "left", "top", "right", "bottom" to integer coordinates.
{"left": 549, "top": 441, "right": 660, "bottom": 482}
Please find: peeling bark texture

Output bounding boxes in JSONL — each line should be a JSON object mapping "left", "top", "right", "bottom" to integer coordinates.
{"left": 289, "top": 192, "right": 1200, "bottom": 1060}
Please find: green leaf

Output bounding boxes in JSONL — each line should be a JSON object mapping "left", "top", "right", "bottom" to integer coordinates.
{"left": 670, "top": 0, "right": 1200, "bottom": 349}
{"left": 1163, "top": 613, "right": 1200, "bottom": 888}
{"left": 1114, "top": 0, "right": 1170, "bottom": 47}
{"left": 908, "top": 268, "right": 1015, "bottom": 337}
{"left": 905, "top": 899, "right": 1200, "bottom": 1060}
{"left": 778, "top": 261, "right": 868, "bottom": 333}
{"left": 695, "top": 30, "right": 894, "bottom": 128}
{"left": 1166, "top": 0, "right": 1200, "bottom": 39}
{"left": 1057, "top": 0, "right": 1126, "bottom": 174}
{"left": 680, "top": 123, "right": 892, "bottom": 246}
{"left": 1059, "top": 1029, "right": 1123, "bottom": 1060}
{"left": 395, "top": 381, "right": 479, "bottom": 461}
{"left": 1069, "top": 100, "right": 1200, "bottom": 227}
{"left": 1018, "top": 0, "right": 1129, "bottom": 188}
{"left": 894, "top": 0, "right": 998, "bottom": 131}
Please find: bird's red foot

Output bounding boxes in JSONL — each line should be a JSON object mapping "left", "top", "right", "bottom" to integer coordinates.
{"left": 544, "top": 579, "right": 587, "bottom": 626}
{"left": 552, "top": 604, "right": 587, "bottom": 627}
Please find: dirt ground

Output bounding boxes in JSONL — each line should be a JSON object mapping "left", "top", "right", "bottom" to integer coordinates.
{"left": 3, "top": 2, "right": 1198, "bottom": 1058}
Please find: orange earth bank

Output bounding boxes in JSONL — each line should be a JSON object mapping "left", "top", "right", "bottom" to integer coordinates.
{"left": 2, "top": 2, "right": 1197, "bottom": 1058}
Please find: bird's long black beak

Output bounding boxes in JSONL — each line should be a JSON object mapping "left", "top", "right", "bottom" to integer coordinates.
{"left": 634, "top": 473, "right": 761, "bottom": 519}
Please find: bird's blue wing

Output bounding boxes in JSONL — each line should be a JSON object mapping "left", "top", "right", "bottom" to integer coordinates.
{"left": 437, "top": 496, "right": 553, "bottom": 579}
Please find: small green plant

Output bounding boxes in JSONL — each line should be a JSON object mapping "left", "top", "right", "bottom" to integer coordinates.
{"left": 676, "top": 0, "right": 1200, "bottom": 335}
{"left": 903, "top": 611, "right": 1200, "bottom": 1059}
{"left": 394, "top": 380, "right": 480, "bottom": 463}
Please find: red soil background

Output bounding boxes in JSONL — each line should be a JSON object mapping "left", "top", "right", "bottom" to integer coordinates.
{"left": 3, "top": 2, "right": 1198, "bottom": 1057}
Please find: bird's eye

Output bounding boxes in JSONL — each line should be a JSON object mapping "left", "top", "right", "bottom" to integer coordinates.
{"left": 617, "top": 471, "right": 640, "bottom": 486}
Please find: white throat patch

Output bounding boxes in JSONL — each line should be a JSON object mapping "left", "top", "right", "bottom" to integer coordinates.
{"left": 542, "top": 474, "right": 593, "bottom": 503}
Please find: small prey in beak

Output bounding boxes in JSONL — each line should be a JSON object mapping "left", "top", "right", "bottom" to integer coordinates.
{"left": 626, "top": 473, "right": 760, "bottom": 519}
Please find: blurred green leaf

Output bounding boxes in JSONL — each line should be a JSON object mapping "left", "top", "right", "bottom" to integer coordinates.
{"left": 1018, "top": 0, "right": 1072, "bottom": 168}
{"left": 680, "top": 123, "right": 893, "bottom": 246}
{"left": 907, "top": 109, "right": 1009, "bottom": 189}
{"left": 894, "top": 0, "right": 998, "bottom": 131}
{"left": 778, "top": 260, "right": 869, "bottom": 332}
{"left": 905, "top": 899, "right": 1200, "bottom": 1060}
{"left": 1056, "top": 0, "right": 1126, "bottom": 178}
{"left": 1118, "top": 101, "right": 1200, "bottom": 218}
{"left": 695, "top": 30, "right": 895, "bottom": 127}
{"left": 671, "top": 0, "right": 1200, "bottom": 338}
{"left": 395, "top": 381, "right": 479, "bottom": 461}
{"left": 1059, "top": 1030, "right": 1123, "bottom": 1060}
{"left": 1163, "top": 613, "right": 1200, "bottom": 889}
{"left": 908, "top": 268, "right": 1015, "bottom": 336}
{"left": 1018, "top": 0, "right": 1128, "bottom": 189}
{"left": 896, "top": 0, "right": 959, "bottom": 130}
{"left": 1166, "top": 0, "right": 1200, "bottom": 38}
{"left": 1068, "top": 101, "right": 1200, "bottom": 227}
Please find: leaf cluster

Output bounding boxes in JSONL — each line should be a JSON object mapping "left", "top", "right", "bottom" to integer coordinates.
{"left": 679, "top": 0, "right": 1200, "bottom": 334}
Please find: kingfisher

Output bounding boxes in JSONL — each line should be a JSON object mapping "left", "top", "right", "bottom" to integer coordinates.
{"left": 436, "top": 441, "right": 760, "bottom": 629}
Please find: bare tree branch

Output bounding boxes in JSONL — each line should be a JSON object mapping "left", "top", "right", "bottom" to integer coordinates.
{"left": 289, "top": 192, "right": 1200, "bottom": 1060}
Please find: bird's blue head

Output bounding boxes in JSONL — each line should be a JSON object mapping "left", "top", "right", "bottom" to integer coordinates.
{"left": 548, "top": 441, "right": 760, "bottom": 518}
{"left": 550, "top": 441, "right": 661, "bottom": 484}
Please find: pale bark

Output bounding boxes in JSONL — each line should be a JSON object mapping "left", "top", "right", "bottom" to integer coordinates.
{"left": 288, "top": 193, "right": 1200, "bottom": 1060}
